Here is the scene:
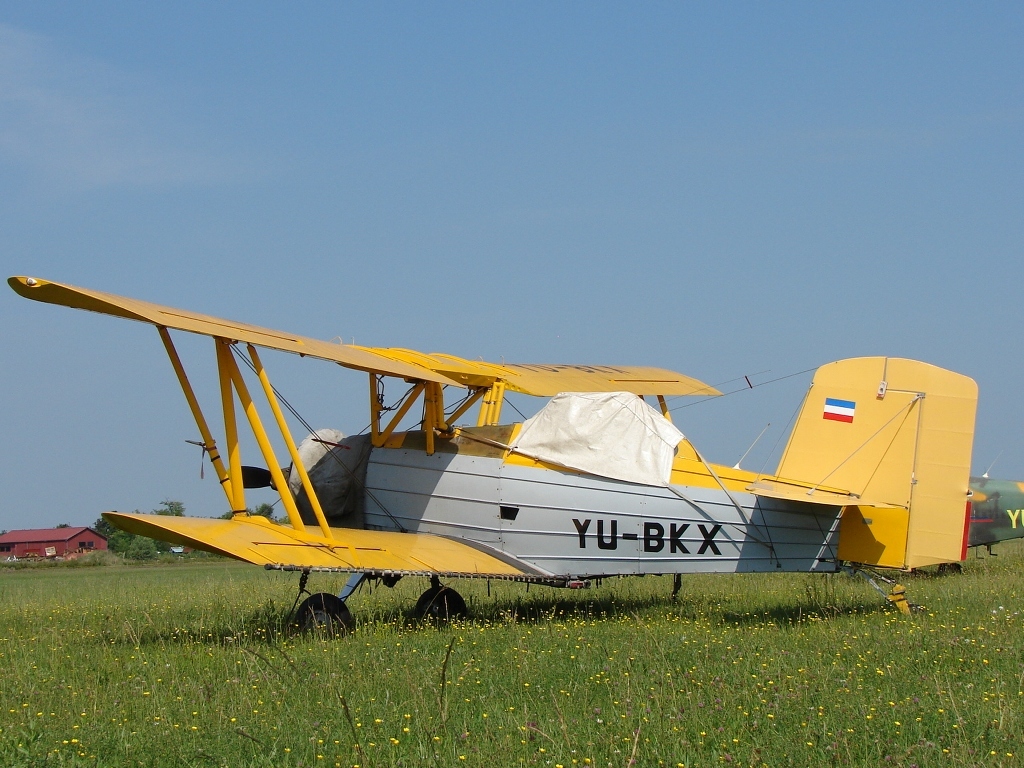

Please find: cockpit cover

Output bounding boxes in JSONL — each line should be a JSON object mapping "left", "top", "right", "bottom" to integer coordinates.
{"left": 508, "top": 392, "right": 685, "bottom": 486}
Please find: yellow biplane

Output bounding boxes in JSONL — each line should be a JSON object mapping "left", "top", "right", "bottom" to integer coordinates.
{"left": 9, "top": 276, "right": 978, "bottom": 625}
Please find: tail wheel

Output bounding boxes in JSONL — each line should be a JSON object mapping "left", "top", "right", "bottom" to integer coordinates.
{"left": 295, "top": 592, "right": 354, "bottom": 634}
{"left": 414, "top": 584, "right": 468, "bottom": 621}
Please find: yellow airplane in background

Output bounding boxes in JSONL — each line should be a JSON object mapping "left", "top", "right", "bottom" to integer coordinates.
{"left": 9, "top": 276, "right": 978, "bottom": 627}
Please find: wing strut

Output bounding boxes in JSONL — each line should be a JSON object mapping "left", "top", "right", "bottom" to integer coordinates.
{"left": 369, "top": 375, "right": 426, "bottom": 448}
{"left": 158, "top": 327, "right": 235, "bottom": 509}
{"left": 657, "top": 395, "right": 672, "bottom": 422}
{"left": 159, "top": 325, "right": 340, "bottom": 535}
{"left": 246, "top": 344, "right": 333, "bottom": 540}
{"left": 216, "top": 339, "right": 247, "bottom": 513}
{"left": 219, "top": 339, "right": 321, "bottom": 535}
{"left": 477, "top": 380, "right": 506, "bottom": 426}
{"left": 447, "top": 386, "right": 488, "bottom": 426}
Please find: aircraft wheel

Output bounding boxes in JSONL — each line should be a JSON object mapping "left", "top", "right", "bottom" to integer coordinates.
{"left": 414, "top": 584, "right": 468, "bottom": 622}
{"left": 295, "top": 592, "right": 354, "bottom": 634}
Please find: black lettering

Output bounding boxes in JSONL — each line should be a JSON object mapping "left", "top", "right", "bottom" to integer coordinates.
{"left": 670, "top": 523, "right": 690, "bottom": 554}
{"left": 622, "top": 533, "right": 638, "bottom": 541}
{"left": 697, "top": 524, "right": 722, "bottom": 555}
{"left": 597, "top": 519, "right": 618, "bottom": 550}
{"left": 572, "top": 518, "right": 591, "bottom": 549}
{"left": 643, "top": 522, "right": 665, "bottom": 552}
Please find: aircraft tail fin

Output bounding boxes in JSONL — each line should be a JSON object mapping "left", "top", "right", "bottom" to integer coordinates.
{"left": 775, "top": 357, "right": 977, "bottom": 569}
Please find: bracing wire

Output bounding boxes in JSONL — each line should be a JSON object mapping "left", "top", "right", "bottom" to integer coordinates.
{"left": 504, "top": 395, "right": 527, "bottom": 422}
{"left": 669, "top": 366, "right": 819, "bottom": 412}
{"left": 231, "top": 346, "right": 408, "bottom": 532}
{"left": 807, "top": 395, "right": 923, "bottom": 495}
{"left": 755, "top": 391, "right": 807, "bottom": 481}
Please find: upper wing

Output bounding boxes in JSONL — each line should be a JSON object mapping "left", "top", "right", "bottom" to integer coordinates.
{"left": 359, "top": 349, "right": 721, "bottom": 397}
{"left": 8, "top": 276, "right": 457, "bottom": 385}
{"left": 104, "top": 512, "right": 547, "bottom": 579}
{"left": 10, "top": 276, "right": 718, "bottom": 397}
{"left": 497, "top": 363, "right": 719, "bottom": 397}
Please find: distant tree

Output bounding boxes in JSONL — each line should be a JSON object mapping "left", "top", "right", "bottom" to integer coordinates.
{"left": 250, "top": 503, "right": 276, "bottom": 519}
{"left": 93, "top": 517, "right": 116, "bottom": 538}
{"left": 55, "top": 523, "right": 71, "bottom": 528}
{"left": 107, "top": 529, "right": 137, "bottom": 554}
{"left": 125, "top": 537, "right": 158, "bottom": 560}
{"left": 154, "top": 500, "right": 185, "bottom": 517}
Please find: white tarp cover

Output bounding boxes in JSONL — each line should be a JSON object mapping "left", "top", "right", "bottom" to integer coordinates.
{"left": 508, "top": 391, "right": 685, "bottom": 487}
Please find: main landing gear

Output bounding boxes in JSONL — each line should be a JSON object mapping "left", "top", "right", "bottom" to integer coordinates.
{"left": 295, "top": 592, "right": 354, "bottom": 634}
{"left": 290, "top": 571, "right": 468, "bottom": 632}
{"left": 290, "top": 570, "right": 355, "bottom": 634}
{"left": 413, "top": 576, "right": 468, "bottom": 621}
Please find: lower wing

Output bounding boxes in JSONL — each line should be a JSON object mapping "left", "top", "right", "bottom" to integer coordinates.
{"left": 104, "top": 512, "right": 545, "bottom": 580}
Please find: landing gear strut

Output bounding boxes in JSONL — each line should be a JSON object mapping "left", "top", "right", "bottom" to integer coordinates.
{"left": 842, "top": 564, "right": 919, "bottom": 615}
{"left": 414, "top": 576, "right": 468, "bottom": 621}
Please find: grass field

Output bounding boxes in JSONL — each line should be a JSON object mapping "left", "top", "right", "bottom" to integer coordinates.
{"left": 0, "top": 544, "right": 1020, "bottom": 768}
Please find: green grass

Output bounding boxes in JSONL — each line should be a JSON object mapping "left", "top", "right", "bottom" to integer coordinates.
{"left": 0, "top": 545, "right": 1021, "bottom": 768}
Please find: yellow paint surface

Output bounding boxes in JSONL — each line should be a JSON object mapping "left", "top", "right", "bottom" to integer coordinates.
{"left": 774, "top": 357, "right": 976, "bottom": 568}
{"left": 104, "top": 512, "right": 528, "bottom": 577}
{"left": 9, "top": 276, "right": 457, "bottom": 384}
{"left": 836, "top": 505, "right": 910, "bottom": 569}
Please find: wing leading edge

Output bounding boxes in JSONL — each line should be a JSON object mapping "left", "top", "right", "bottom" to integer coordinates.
{"left": 8, "top": 276, "right": 458, "bottom": 384}
{"left": 10, "top": 276, "right": 719, "bottom": 398}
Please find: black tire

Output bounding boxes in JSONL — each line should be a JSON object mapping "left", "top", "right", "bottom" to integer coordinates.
{"left": 294, "top": 592, "right": 354, "bottom": 634}
{"left": 414, "top": 585, "right": 468, "bottom": 622}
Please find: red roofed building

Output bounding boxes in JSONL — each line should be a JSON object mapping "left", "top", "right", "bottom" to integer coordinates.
{"left": 0, "top": 527, "right": 107, "bottom": 558}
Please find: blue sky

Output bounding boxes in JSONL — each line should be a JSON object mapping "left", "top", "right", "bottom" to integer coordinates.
{"left": 1, "top": 4, "right": 1022, "bottom": 528}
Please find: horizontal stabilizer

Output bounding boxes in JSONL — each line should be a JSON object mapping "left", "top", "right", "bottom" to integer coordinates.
{"left": 104, "top": 512, "right": 541, "bottom": 579}
{"left": 749, "top": 480, "right": 881, "bottom": 509}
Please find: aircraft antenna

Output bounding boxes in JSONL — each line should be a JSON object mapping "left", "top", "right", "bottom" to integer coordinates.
{"left": 734, "top": 423, "right": 770, "bottom": 470}
{"left": 982, "top": 451, "right": 1002, "bottom": 479}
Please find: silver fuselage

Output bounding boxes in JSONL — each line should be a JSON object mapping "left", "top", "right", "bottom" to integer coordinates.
{"left": 362, "top": 442, "right": 842, "bottom": 579}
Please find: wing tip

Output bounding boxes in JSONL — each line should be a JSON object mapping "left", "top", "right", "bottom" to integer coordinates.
{"left": 8, "top": 275, "right": 46, "bottom": 297}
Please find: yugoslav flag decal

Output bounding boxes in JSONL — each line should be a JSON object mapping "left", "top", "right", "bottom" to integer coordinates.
{"left": 823, "top": 397, "right": 856, "bottom": 423}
